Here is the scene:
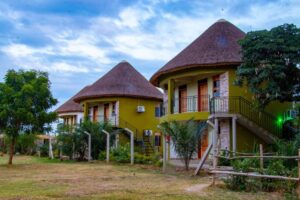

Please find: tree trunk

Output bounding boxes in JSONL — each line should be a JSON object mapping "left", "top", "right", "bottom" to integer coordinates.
{"left": 185, "top": 158, "right": 189, "bottom": 171}
{"left": 8, "top": 137, "right": 16, "bottom": 165}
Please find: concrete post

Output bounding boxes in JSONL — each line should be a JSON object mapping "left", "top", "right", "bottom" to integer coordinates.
{"left": 232, "top": 116, "right": 237, "bottom": 154}
{"left": 49, "top": 135, "right": 54, "bottom": 159}
{"left": 102, "top": 130, "right": 110, "bottom": 163}
{"left": 163, "top": 135, "right": 166, "bottom": 173}
{"left": 213, "top": 118, "right": 219, "bottom": 153}
{"left": 84, "top": 131, "right": 91, "bottom": 161}
{"left": 124, "top": 128, "right": 134, "bottom": 165}
{"left": 115, "top": 134, "right": 119, "bottom": 148}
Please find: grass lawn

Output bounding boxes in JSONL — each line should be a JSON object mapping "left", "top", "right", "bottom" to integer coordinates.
{"left": 0, "top": 155, "right": 284, "bottom": 200}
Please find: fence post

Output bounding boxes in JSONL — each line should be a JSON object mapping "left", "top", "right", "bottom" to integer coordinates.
{"left": 163, "top": 135, "right": 166, "bottom": 173}
{"left": 260, "top": 144, "right": 264, "bottom": 172}
{"left": 298, "top": 149, "right": 300, "bottom": 187}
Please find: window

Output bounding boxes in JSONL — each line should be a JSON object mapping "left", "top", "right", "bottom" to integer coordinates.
{"left": 155, "top": 135, "right": 161, "bottom": 146}
{"left": 155, "top": 106, "right": 160, "bottom": 117}
{"left": 213, "top": 75, "right": 220, "bottom": 97}
{"left": 112, "top": 102, "right": 116, "bottom": 116}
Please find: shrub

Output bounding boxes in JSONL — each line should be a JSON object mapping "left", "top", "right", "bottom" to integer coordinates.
{"left": 56, "top": 121, "right": 113, "bottom": 161}
{"left": 110, "top": 144, "right": 130, "bottom": 163}
{"left": 98, "top": 151, "right": 106, "bottom": 161}
{"left": 39, "top": 143, "right": 49, "bottom": 157}
{"left": 224, "top": 158, "right": 258, "bottom": 191}
{"left": 16, "top": 134, "right": 36, "bottom": 155}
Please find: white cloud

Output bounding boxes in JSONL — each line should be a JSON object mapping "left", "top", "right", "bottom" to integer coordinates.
{"left": 1, "top": 0, "right": 300, "bottom": 107}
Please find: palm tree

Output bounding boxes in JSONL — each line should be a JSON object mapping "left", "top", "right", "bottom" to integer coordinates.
{"left": 159, "top": 119, "right": 207, "bottom": 170}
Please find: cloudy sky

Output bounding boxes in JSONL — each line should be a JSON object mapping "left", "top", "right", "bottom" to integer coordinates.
{"left": 1, "top": 0, "right": 300, "bottom": 109}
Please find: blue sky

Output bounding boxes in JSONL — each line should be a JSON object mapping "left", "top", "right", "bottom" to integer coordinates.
{"left": 1, "top": 0, "right": 300, "bottom": 110}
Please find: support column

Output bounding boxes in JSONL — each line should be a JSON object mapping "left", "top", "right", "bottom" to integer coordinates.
{"left": 167, "top": 79, "right": 174, "bottom": 114}
{"left": 102, "top": 130, "right": 110, "bottom": 163}
{"left": 83, "top": 102, "right": 89, "bottom": 120}
{"left": 124, "top": 128, "right": 134, "bottom": 165}
{"left": 163, "top": 135, "right": 166, "bottom": 173}
{"left": 84, "top": 131, "right": 91, "bottom": 161}
{"left": 213, "top": 118, "right": 219, "bottom": 151}
{"left": 232, "top": 116, "right": 237, "bottom": 154}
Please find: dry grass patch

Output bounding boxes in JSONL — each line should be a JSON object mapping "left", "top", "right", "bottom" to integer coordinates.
{"left": 0, "top": 156, "right": 285, "bottom": 200}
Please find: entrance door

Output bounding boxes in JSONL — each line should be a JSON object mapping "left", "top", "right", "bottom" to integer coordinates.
{"left": 104, "top": 104, "right": 110, "bottom": 122}
{"left": 198, "top": 80, "right": 208, "bottom": 111}
{"left": 93, "top": 106, "right": 98, "bottom": 122}
{"left": 198, "top": 130, "right": 208, "bottom": 158}
{"left": 179, "top": 85, "right": 187, "bottom": 113}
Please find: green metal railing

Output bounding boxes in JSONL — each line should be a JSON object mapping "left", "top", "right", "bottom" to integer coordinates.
{"left": 210, "top": 96, "right": 282, "bottom": 137}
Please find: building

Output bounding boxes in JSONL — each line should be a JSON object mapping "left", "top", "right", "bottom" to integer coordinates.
{"left": 55, "top": 86, "right": 90, "bottom": 126}
{"left": 74, "top": 61, "right": 163, "bottom": 154}
{"left": 150, "top": 19, "right": 291, "bottom": 159}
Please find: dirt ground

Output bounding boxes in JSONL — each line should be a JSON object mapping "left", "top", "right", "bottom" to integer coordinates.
{"left": 0, "top": 155, "right": 285, "bottom": 200}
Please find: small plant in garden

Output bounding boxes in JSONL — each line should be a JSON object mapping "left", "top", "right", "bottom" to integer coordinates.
{"left": 110, "top": 144, "right": 130, "bottom": 163}
{"left": 223, "top": 137, "right": 300, "bottom": 198}
{"left": 159, "top": 119, "right": 206, "bottom": 170}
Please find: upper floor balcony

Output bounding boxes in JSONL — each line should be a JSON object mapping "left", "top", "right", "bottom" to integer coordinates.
{"left": 86, "top": 101, "right": 119, "bottom": 126}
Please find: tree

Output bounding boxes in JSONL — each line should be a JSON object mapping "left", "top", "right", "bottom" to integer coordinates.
{"left": 235, "top": 24, "right": 300, "bottom": 107}
{"left": 57, "top": 121, "right": 113, "bottom": 161}
{"left": 0, "top": 70, "right": 57, "bottom": 164}
{"left": 159, "top": 120, "right": 206, "bottom": 170}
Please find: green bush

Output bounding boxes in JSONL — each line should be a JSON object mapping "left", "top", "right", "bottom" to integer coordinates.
{"left": 56, "top": 121, "right": 113, "bottom": 161}
{"left": 16, "top": 134, "right": 36, "bottom": 155}
{"left": 39, "top": 143, "right": 49, "bottom": 157}
{"left": 224, "top": 157, "right": 298, "bottom": 196}
{"left": 98, "top": 151, "right": 106, "bottom": 161}
{"left": 110, "top": 144, "right": 130, "bottom": 163}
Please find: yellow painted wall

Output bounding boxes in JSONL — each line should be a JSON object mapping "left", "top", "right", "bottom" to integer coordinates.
{"left": 82, "top": 97, "right": 162, "bottom": 149}
{"left": 235, "top": 123, "right": 266, "bottom": 152}
{"left": 118, "top": 97, "right": 161, "bottom": 136}
{"left": 156, "top": 66, "right": 292, "bottom": 152}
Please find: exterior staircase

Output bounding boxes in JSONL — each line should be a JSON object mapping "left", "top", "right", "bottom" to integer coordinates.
{"left": 116, "top": 118, "right": 155, "bottom": 155}
{"left": 209, "top": 96, "right": 283, "bottom": 143}
{"left": 143, "top": 135, "right": 154, "bottom": 156}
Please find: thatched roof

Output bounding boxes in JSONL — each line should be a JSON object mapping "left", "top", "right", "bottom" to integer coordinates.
{"left": 150, "top": 19, "right": 245, "bottom": 85}
{"left": 55, "top": 85, "right": 90, "bottom": 114}
{"left": 74, "top": 61, "right": 163, "bottom": 102}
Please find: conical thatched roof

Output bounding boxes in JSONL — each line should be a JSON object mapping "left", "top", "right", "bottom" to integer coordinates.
{"left": 55, "top": 85, "right": 90, "bottom": 114}
{"left": 74, "top": 61, "right": 163, "bottom": 102}
{"left": 150, "top": 19, "right": 245, "bottom": 85}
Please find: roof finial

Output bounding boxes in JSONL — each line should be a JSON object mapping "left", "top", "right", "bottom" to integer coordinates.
{"left": 217, "top": 19, "right": 227, "bottom": 23}
{"left": 120, "top": 60, "right": 128, "bottom": 63}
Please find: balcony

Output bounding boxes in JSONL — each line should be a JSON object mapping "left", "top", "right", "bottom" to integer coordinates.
{"left": 173, "top": 95, "right": 209, "bottom": 114}
{"left": 88, "top": 114, "right": 118, "bottom": 126}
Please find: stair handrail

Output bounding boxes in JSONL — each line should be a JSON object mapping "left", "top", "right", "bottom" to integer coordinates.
{"left": 210, "top": 96, "right": 282, "bottom": 137}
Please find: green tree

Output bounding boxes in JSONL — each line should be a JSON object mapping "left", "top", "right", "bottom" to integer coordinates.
{"left": 57, "top": 121, "right": 113, "bottom": 160}
{"left": 236, "top": 24, "right": 300, "bottom": 107}
{"left": 0, "top": 70, "right": 57, "bottom": 164}
{"left": 159, "top": 120, "right": 206, "bottom": 170}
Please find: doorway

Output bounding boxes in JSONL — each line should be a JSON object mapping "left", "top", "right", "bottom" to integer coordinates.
{"left": 179, "top": 85, "right": 187, "bottom": 113}
{"left": 93, "top": 106, "right": 98, "bottom": 122}
{"left": 198, "top": 130, "right": 208, "bottom": 158}
{"left": 104, "top": 103, "right": 110, "bottom": 122}
{"left": 198, "top": 80, "right": 208, "bottom": 111}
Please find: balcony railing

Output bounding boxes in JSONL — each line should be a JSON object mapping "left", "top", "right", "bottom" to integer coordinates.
{"left": 88, "top": 114, "right": 118, "bottom": 126}
{"left": 173, "top": 95, "right": 209, "bottom": 114}
{"left": 210, "top": 96, "right": 281, "bottom": 137}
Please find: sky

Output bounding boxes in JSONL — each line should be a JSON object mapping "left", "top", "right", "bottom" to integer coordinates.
{"left": 1, "top": 0, "right": 300, "bottom": 110}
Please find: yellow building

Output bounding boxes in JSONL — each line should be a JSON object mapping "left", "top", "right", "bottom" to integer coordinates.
{"left": 150, "top": 19, "right": 292, "bottom": 159}
{"left": 74, "top": 61, "right": 163, "bottom": 155}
